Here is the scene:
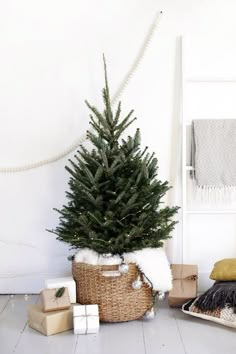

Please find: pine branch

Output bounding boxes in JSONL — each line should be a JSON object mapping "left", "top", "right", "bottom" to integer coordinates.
{"left": 103, "top": 54, "right": 112, "bottom": 123}
{"left": 114, "top": 101, "right": 122, "bottom": 125}
{"left": 85, "top": 101, "right": 110, "bottom": 131}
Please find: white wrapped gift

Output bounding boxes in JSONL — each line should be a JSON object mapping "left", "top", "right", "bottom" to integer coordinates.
{"left": 45, "top": 277, "right": 76, "bottom": 303}
{"left": 73, "top": 304, "right": 99, "bottom": 334}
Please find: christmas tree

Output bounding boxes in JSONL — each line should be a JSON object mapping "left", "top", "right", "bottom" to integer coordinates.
{"left": 49, "top": 58, "right": 179, "bottom": 255}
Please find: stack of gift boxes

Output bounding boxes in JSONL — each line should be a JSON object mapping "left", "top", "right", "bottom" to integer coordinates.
{"left": 28, "top": 277, "right": 99, "bottom": 336}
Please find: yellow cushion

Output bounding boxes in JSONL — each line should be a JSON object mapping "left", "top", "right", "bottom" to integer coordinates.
{"left": 210, "top": 258, "right": 236, "bottom": 280}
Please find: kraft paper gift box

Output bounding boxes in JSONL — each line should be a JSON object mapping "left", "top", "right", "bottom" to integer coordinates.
{"left": 168, "top": 264, "right": 198, "bottom": 307}
{"left": 73, "top": 304, "right": 99, "bottom": 334}
{"left": 28, "top": 304, "right": 73, "bottom": 336}
{"left": 45, "top": 277, "right": 76, "bottom": 303}
{"left": 40, "top": 287, "right": 71, "bottom": 312}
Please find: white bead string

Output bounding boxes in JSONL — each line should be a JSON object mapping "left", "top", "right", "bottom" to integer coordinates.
{"left": 111, "top": 11, "right": 162, "bottom": 106}
{"left": 0, "top": 11, "right": 162, "bottom": 173}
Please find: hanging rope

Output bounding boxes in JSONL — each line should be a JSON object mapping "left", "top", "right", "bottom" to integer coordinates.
{"left": 0, "top": 11, "right": 163, "bottom": 173}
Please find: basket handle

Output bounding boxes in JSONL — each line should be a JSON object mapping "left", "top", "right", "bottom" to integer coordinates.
{"left": 101, "top": 270, "right": 121, "bottom": 277}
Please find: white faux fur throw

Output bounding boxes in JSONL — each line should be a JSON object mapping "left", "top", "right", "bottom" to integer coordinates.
{"left": 74, "top": 247, "right": 172, "bottom": 292}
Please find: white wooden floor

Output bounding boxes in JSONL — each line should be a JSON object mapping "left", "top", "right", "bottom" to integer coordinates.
{"left": 1, "top": 295, "right": 236, "bottom": 354}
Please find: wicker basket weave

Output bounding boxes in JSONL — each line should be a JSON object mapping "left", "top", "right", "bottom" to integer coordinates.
{"left": 72, "top": 261, "right": 153, "bottom": 322}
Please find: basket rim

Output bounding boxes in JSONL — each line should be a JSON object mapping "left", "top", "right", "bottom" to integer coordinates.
{"left": 72, "top": 261, "right": 137, "bottom": 270}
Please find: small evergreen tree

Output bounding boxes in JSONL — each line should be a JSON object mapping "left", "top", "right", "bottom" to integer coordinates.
{"left": 49, "top": 58, "right": 179, "bottom": 255}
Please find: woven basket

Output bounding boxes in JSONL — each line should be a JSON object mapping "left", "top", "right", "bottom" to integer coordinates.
{"left": 72, "top": 261, "right": 153, "bottom": 322}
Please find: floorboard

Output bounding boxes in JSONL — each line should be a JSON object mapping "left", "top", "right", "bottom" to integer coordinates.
{"left": 14, "top": 326, "right": 78, "bottom": 354}
{"left": 1, "top": 295, "right": 236, "bottom": 354}
{"left": 142, "top": 301, "right": 185, "bottom": 354}
{"left": 74, "top": 320, "right": 146, "bottom": 354}
{"left": 0, "top": 295, "right": 10, "bottom": 313}
{"left": 0, "top": 295, "right": 38, "bottom": 354}
{"left": 174, "top": 307, "right": 236, "bottom": 354}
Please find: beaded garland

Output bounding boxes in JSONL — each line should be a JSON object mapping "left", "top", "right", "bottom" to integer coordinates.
{"left": 0, "top": 11, "right": 162, "bottom": 173}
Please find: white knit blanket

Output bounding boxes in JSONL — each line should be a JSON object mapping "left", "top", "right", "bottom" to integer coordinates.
{"left": 74, "top": 247, "right": 172, "bottom": 292}
{"left": 192, "top": 119, "right": 236, "bottom": 193}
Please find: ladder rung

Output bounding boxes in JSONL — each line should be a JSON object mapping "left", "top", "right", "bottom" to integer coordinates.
{"left": 186, "top": 210, "right": 236, "bottom": 214}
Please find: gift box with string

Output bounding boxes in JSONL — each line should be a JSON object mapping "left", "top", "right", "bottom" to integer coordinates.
{"left": 73, "top": 304, "right": 99, "bottom": 334}
{"left": 168, "top": 264, "right": 198, "bottom": 307}
{"left": 45, "top": 277, "right": 76, "bottom": 303}
{"left": 41, "top": 287, "right": 71, "bottom": 312}
{"left": 28, "top": 304, "right": 73, "bottom": 336}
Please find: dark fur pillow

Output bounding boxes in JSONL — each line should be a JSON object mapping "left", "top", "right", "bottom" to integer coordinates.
{"left": 182, "top": 281, "right": 236, "bottom": 329}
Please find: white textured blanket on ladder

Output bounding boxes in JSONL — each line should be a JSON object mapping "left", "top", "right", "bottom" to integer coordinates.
{"left": 192, "top": 119, "right": 236, "bottom": 201}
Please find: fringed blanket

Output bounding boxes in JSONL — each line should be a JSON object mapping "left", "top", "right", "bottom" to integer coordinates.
{"left": 192, "top": 119, "right": 236, "bottom": 199}
{"left": 183, "top": 281, "right": 236, "bottom": 328}
{"left": 193, "top": 281, "right": 236, "bottom": 313}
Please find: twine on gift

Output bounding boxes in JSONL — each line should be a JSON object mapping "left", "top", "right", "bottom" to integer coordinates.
{"left": 44, "top": 288, "right": 70, "bottom": 308}
{"left": 173, "top": 275, "right": 198, "bottom": 281}
{"left": 39, "top": 319, "right": 47, "bottom": 335}
{"left": 74, "top": 306, "right": 98, "bottom": 334}
{"left": 187, "top": 275, "right": 198, "bottom": 281}
{"left": 173, "top": 273, "right": 198, "bottom": 294}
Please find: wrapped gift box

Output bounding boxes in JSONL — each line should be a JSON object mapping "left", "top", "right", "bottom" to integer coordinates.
{"left": 41, "top": 287, "right": 71, "bottom": 312}
{"left": 28, "top": 304, "right": 73, "bottom": 336}
{"left": 45, "top": 277, "right": 76, "bottom": 303}
{"left": 168, "top": 264, "right": 198, "bottom": 307}
{"left": 73, "top": 304, "right": 99, "bottom": 334}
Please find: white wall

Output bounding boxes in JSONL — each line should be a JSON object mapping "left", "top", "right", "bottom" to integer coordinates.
{"left": 182, "top": 34, "right": 236, "bottom": 291}
{"left": 1, "top": 0, "right": 236, "bottom": 293}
